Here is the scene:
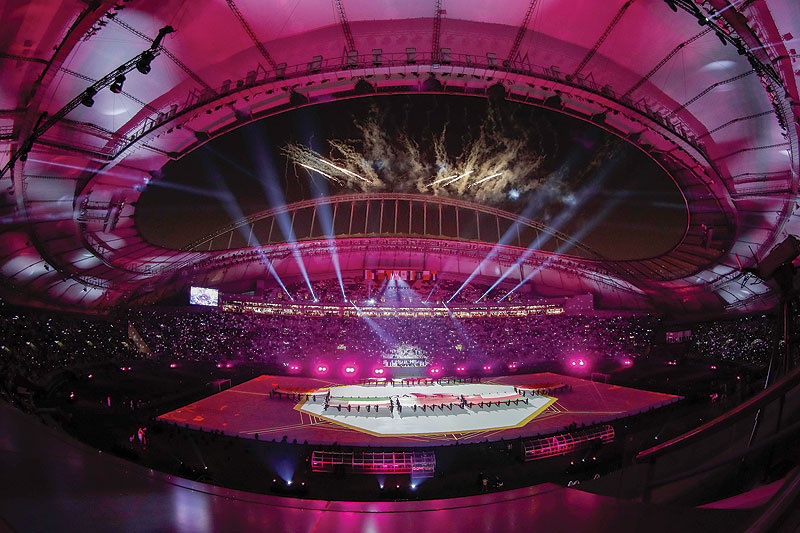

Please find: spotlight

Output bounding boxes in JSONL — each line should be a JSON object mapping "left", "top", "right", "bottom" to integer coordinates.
{"left": 289, "top": 90, "right": 308, "bottom": 107}
{"left": 136, "top": 51, "right": 155, "bottom": 75}
{"left": 487, "top": 82, "right": 506, "bottom": 101}
{"left": 81, "top": 88, "right": 97, "bottom": 107}
{"left": 110, "top": 74, "right": 126, "bottom": 94}
{"left": 421, "top": 76, "right": 443, "bottom": 92}
{"left": 508, "top": 189, "right": 520, "bottom": 200}
{"left": 353, "top": 79, "right": 375, "bottom": 95}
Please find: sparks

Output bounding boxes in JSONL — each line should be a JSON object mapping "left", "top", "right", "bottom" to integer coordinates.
{"left": 429, "top": 174, "right": 458, "bottom": 186}
{"left": 299, "top": 163, "right": 342, "bottom": 184}
{"left": 442, "top": 170, "right": 473, "bottom": 186}
{"left": 317, "top": 158, "right": 370, "bottom": 182}
{"left": 468, "top": 172, "right": 503, "bottom": 188}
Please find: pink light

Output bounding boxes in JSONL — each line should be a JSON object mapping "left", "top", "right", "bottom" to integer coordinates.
{"left": 314, "top": 364, "right": 329, "bottom": 376}
{"left": 169, "top": 363, "right": 177, "bottom": 368}
{"left": 429, "top": 366, "right": 442, "bottom": 375}
{"left": 456, "top": 366, "right": 466, "bottom": 373}
{"left": 570, "top": 361, "right": 577, "bottom": 367}
{"left": 373, "top": 367, "right": 385, "bottom": 375}
{"left": 508, "top": 363, "right": 518, "bottom": 371}
{"left": 622, "top": 359, "right": 633, "bottom": 366}
{"left": 578, "top": 359, "right": 585, "bottom": 367}
{"left": 288, "top": 363, "right": 301, "bottom": 373}
{"left": 483, "top": 364, "right": 492, "bottom": 371}
{"left": 709, "top": 364, "right": 717, "bottom": 370}
{"left": 216, "top": 363, "right": 223, "bottom": 368}
{"left": 225, "top": 363, "right": 232, "bottom": 368}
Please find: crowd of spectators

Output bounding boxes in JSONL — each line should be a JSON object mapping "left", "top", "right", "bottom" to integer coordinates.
{"left": 682, "top": 314, "right": 774, "bottom": 367}
{"left": 0, "top": 300, "right": 138, "bottom": 405}
{"left": 130, "top": 307, "right": 657, "bottom": 370}
{"left": 0, "top": 296, "right": 779, "bottom": 407}
{"left": 268, "top": 277, "right": 534, "bottom": 305}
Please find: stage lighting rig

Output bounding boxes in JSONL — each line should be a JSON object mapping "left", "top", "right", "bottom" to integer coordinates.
{"left": 0, "top": 25, "right": 175, "bottom": 179}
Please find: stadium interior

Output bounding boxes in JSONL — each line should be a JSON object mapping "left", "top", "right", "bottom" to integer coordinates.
{"left": 2, "top": 0, "right": 800, "bottom": 531}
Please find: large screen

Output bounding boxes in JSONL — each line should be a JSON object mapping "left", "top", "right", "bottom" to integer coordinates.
{"left": 190, "top": 286, "right": 219, "bottom": 307}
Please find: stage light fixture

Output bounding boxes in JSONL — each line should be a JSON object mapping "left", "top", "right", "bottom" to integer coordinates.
{"left": 289, "top": 90, "right": 308, "bottom": 107}
{"left": 81, "top": 88, "right": 97, "bottom": 107}
{"left": 110, "top": 74, "right": 126, "bottom": 94}
{"left": 487, "top": 82, "right": 506, "bottom": 101}
{"left": 136, "top": 51, "right": 155, "bottom": 74}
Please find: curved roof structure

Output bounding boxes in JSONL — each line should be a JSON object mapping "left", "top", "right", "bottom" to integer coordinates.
{"left": 1, "top": 0, "right": 799, "bottom": 316}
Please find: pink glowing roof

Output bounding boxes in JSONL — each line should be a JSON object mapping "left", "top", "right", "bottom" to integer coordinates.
{"left": 0, "top": 0, "right": 798, "bottom": 316}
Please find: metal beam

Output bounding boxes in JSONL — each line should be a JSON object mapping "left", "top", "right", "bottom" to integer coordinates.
{"left": 667, "top": 70, "right": 755, "bottom": 117}
{"left": 110, "top": 17, "right": 217, "bottom": 92}
{"left": 334, "top": 0, "right": 356, "bottom": 54}
{"left": 622, "top": 28, "right": 712, "bottom": 98}
{"left": 698, "top": 110, "right": 773, "bottom": 139}
{"left": 506, "top": 0, "right": 538, "bottom": 65}
{"left": 432, "top": 0, "right": 443, "bottom": 62}
{"left": 573, "top": 0, "right": 636, "bottom": 77}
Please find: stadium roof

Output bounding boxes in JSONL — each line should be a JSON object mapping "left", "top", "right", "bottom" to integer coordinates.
{"left": 1, "top": 0, "right": 798, "bottom": 316}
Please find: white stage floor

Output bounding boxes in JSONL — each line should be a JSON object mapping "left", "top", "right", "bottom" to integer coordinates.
{"left": 299, "top": 382, "right": 555, "bottom": 436}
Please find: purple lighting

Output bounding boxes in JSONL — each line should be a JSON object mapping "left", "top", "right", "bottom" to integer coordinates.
{"left": 314, "top": 364, "right": 329, "bottom": 376}
{"left": 288, "top": 363, "right": 301, "bottom": 373}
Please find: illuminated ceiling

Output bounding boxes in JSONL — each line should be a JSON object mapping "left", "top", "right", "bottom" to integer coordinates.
{"left": 0, "top": 0, "right": 798, "bottom": 315}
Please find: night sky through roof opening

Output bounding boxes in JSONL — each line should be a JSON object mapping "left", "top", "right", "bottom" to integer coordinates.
{"left": 137, "top": 94, "right": 686, "bottom": 260}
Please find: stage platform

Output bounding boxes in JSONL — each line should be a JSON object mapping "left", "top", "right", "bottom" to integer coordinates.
{"left": 157, "top": 373, "right": 680, "bottom": 446}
